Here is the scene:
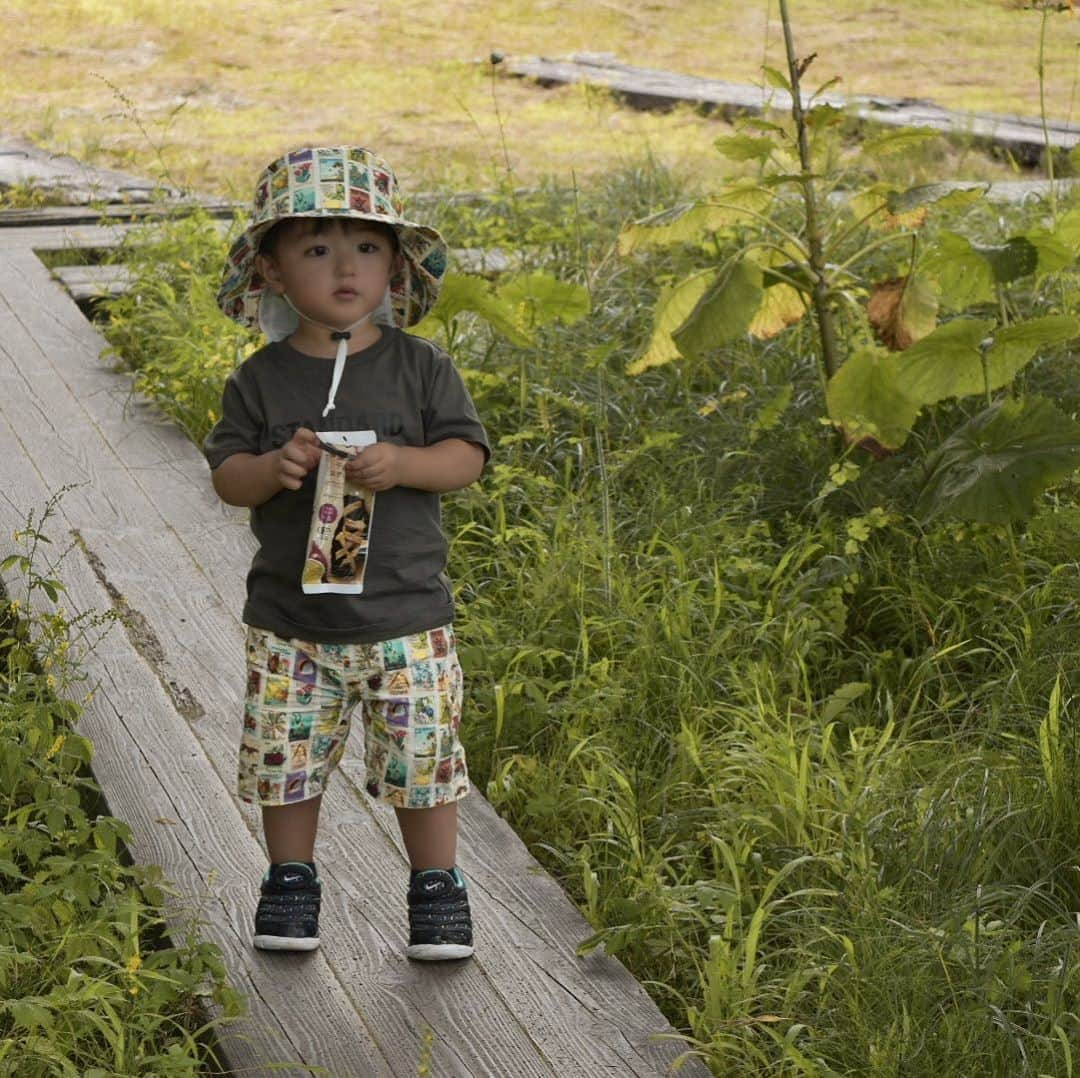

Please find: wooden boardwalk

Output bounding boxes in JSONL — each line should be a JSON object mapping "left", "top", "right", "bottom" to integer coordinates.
{"left": 503, "top": 52, "right": 1080, "bottom": 164}
{"left": 0, "top": 224, "right": 706, "bottom": 1074}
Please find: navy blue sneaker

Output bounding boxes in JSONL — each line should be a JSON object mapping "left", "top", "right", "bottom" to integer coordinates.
{"left": 253, "top": 861, "right": 321, "bottom": 952}
{"left": 407, "top": 867, "right": 474, "bottom": 960}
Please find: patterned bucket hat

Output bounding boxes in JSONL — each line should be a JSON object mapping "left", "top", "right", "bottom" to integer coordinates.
{"left": 217, "top": 146, "right": 448, "bottom": 332}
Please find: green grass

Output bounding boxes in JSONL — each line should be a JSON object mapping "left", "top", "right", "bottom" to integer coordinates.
{"left": 93, "top": 157, "right": 1080, "bottom": 1074}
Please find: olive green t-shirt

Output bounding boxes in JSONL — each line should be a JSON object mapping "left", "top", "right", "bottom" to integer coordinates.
{"left": 203, "top": 327, "right": 490, "bottom": 644}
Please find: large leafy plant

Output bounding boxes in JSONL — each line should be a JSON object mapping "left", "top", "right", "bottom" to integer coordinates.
{"left": 619, "top": 0, "right": 1080, "bottom": 524}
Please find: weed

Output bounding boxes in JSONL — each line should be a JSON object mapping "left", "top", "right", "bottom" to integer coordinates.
{"left": 0, "top": 492, "right": 241, "bottom": 1075}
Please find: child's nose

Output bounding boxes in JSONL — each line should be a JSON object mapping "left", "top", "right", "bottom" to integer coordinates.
{"left": 335, "top": 247, "right": 360, "bottom": 273}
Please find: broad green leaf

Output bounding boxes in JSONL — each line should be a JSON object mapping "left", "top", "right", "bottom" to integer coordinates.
{"left": 1055, "top": 208, "right": 1080, "bottom": 253}
{"left": 886, "top": 182, "right": 986, "bottom": 214}
{"left": 714, "top": 134, "right": 776, "bottom": 162}
{"left": 922, "top": 231, "right": 995, "bottom": 310}
{"left": 762, "top": 65, "right": 792, "bottom": 93}
{"left": 1023, "top": 227, "right": 1073, "bottom": 276}
{"left": 826, "top": 348, "right": 921, "bottom": 449}
{"left": 974, "top": 237, "right": 1039, "bottom": 284}
{"left": 627, "top": 271, "right": 715, "bottom": 375}
{"left": 984, "top": 315, "right": 1080, "bottom": 386}
{"left": 846, "top": 183, "right": 892, "bottom": 224}
{"left": 748, "top": 283, "right": 806, "bottom": 340}
{"left": 894, "top": 318, "right": 994, "bottom": 405}
{"left": 917, "top": 396, "right": 1080, "bottom": 524}
{"left": 845, "top": 182, "right": 982, "bottom": 233}
{"left": 743, "top": 117, "right": 787, "bottom": 135}
{"left": 8, "top": 1000, "right": 53, "bottom": 1031}
{"left": 618, "top": 187, "right": 773, "bottom": 254}
{"left": 672, "top": 259, "right": 763, "bottom": 360}
{"left": 409, "top": 273, "right": 532, "bottom": 346}
{"left": 496, "top": 272, "right": 590, "bottom": 328}
{"left": 866, "top": 273, "right": 938, "bottom": 350}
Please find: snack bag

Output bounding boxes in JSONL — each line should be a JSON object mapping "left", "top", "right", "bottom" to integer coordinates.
{"left": 302, "top": 430, "right": 377, "bottom": 595}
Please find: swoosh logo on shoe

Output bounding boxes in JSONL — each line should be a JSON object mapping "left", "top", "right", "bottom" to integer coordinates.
{"left": 283, "top": 873, "right": 304, "bottom": 884}
{"left": 423, "top": 881, "right": 443, "bottom": 892}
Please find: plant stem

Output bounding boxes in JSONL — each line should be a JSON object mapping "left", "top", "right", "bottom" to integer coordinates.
{"left": 777, "top": 0, "right": 841, "bottom": 382}
{"left": 1037, "top": 8, "right": 1058, "bottom": 221}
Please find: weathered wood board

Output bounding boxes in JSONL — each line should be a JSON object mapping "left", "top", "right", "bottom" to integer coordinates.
{"left": 503, "top": 52, "right": 1080, "bottom": 163}
{"left": 0, "top": 239, "right": 706, "bottom": 1076}
{"left": 0, "top": 134, "right": 179, "bottom": 203}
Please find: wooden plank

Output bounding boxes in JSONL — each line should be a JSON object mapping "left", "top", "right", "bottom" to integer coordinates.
{"left": 0, "top": 201, "right": 239, "bottom": 228}
{"left": 52, "top": 263, "right": 133, "bottom": 299}
{"left": 0, "top": 222, "right": 143, "bottom": 251}
{"left": 0, "top": 248, "right": 707, "bottom": 1076}
{"left": 503, "top": 52, "right": 1080, "bottom": 163}
{"left": 0, "top": 134, "right": 177, "bottom": 203}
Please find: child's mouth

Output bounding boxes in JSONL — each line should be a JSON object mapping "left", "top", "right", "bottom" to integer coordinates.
{"left": 334, "top": 289, "right": 358, "bottom": 299}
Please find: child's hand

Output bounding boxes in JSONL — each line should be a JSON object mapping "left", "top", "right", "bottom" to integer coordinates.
{"left": 274, "top": 427, "right": 322, "bottom": 490}
{"left": 346, "top": 443, "right": 403, "bottom": 492}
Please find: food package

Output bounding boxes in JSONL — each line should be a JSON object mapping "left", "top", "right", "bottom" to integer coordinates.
{"left": 302, "top": 430, "right": 377, "bottom": 595}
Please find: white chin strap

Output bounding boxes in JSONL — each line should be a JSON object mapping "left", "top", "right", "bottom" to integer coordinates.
{"left": 281, "top": 294, "right": 375, "bottom": 418}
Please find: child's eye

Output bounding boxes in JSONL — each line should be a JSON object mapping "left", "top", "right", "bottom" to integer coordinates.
{"left": 357, "top": 241, "right": 380, "bottom": 254}
{"left": 305, "top": 244, "right": 329, "bottom": 256}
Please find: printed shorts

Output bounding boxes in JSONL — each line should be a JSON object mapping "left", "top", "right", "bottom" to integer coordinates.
{"left": 239, "top": 624, "right": 469, "bottom": 809}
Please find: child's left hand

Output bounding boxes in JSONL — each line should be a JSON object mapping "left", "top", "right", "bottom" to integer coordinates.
{"left": 345, "top": 443, "right": 404, "bottom": 492}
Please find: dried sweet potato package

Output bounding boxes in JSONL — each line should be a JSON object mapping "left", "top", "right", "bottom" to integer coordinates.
{"left": 302, "top": 430, "right": 377, "bottom": 595}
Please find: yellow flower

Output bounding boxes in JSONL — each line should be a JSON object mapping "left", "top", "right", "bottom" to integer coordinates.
{"left": 46, "top": 735, "right": 65, "bottom": 760}
{"left": 126, "top": 954, "right": 142, "bottom": 975}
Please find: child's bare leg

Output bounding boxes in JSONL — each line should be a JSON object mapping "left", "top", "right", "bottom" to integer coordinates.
{"left": 394, "top": 802, "right": 458, "bottom": 870}
{"left": 262, "top": 795, "right": 323, "bottom": 862}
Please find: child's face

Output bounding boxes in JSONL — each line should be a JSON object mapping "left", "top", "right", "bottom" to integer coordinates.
{"left": 256, "top": 219, "right": 400, "bottom": 336}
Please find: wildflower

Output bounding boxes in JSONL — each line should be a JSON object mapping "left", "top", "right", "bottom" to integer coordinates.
{"left": 46, "top": 735, "right": 65, "bottom": 759}
{"left": 126, "top": 954, "right": 142, "bottom": 975}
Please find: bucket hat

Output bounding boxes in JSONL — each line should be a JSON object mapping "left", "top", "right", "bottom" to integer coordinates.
{"left": 217, "top": 146, "right": 448, "bottom": 336}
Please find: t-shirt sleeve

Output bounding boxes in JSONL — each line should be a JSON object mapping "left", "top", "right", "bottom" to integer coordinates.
{"left": 423, "top": 352, "right": 492, "bottom": 463}
{"left": 203, "top": 368, "right": 264, "bottom": 470}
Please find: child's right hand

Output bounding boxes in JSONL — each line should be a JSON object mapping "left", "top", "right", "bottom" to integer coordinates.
{"left": 274, "top": 428, "right": 322, "bottom": 490}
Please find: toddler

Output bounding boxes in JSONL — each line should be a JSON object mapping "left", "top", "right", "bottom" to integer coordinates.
{"left": 204, "top": 146, "right": 489, "bottom": 959}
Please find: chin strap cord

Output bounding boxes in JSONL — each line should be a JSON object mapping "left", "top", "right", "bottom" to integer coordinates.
{"left": 281, "top": 293, "right": 375, "bottom": 417}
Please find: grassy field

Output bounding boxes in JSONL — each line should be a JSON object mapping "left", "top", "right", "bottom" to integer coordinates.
{"left": 2, "top": 1, "right": 1079, "bottom": 196}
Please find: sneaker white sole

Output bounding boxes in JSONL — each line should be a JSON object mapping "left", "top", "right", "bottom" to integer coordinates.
{"left": 407, "top": 942, "right": 474, "bottom": 961}
{"left": 253, "top": 934, "right": 321, "bottom": 952}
